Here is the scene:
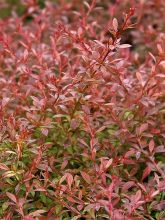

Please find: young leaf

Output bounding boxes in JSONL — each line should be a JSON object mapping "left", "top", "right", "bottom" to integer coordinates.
{"left": 112, "top": 18, "right": 118, "bottom": 31}
{"left": 81, "top": 171, "right": 91, "bottom": 184}
{"left": 6, "top": 192, "right": 17, "bottom": 203}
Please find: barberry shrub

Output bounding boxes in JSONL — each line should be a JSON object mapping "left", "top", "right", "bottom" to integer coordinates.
{"left": 0, "top": 0, "right": 165, "bottom": 219}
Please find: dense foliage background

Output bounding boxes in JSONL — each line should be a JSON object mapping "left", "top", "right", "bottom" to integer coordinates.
{"left": 0, "top": 0, "right": 165, "bottom": 219}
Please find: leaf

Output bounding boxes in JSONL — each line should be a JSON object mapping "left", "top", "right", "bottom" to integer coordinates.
{"left": 41, "top": 128, "right": 48, "bottom": 136}
{"left": 84, "top": 204, "right": 95, "bottom": 212}
{"left": 2, "top": 202, "right": 9, "bottom": 211}
{"left": 151, "top": 190, "right": 160, "bottom": 198}
{"left": 149, "top": 139, "right": 155, "bottom": 153}
{"left": 34, "top": 188, "right": 46, "bottom": 192}
{"left": 67, "top": 196, "right": 77, "bottom": 203}
{"left": 136, "top": 71, "right": 145, "bottom": 87}
{"left": 94, "top": 40, "right": 105, "bottom": 48}
{"left": 70, "top": 206, "right": 81, "bottom": 215}
{"left": 29, "top": 209, "right": 46, "bottom": 217}
{"left": 77, "top": 27, "right": 83, "bottom": 38}
{"left": 71, "top": 215, "right": 81, "bottom": 220}
{"left": 137, "top": 183, "right": 146, "bottom": 193}
{"left": 142, "top": 166, "right": 151, "bottom": 181}
{"left": 153, "top": 200, "right": 165, "bottom": 211}
{"left": 23, "top": 49, "right": 29, "bottom": 61}
{"left": 81, "top": 171, "right": 91, "bottom": 184}
{"left": 123, "top": 111, "right": 134, "bottom": 120}
{"left": 139, "top": 123, "right": 148, "bottom": 135}
{"left": 118, "top": 44, "right": 132, "bottom": 49}
{"left": 70, "top": 119, "right": 79, "bottom": 130}
{"left": 0, "top": 163, "right": 9, "bottom": 170}
{"left": 6, "top": 192, "right": 17, "bottom": 203}
{"left": 148, "top": 52, "right": 156, "bottom": 63}
{"left": 77, "top": 204, "right": 83, "bottom": 211}
{"left": 23, "top": 216, "right": 35, "bottom": 220}
{"left": 112, "top": 18, "right": 118, "bottom": 31}
{"left": 2, "top": 97, "right": 10, "bottom": 107}
{"left": 61, "top": 160, "right": 68, "bottom": 170}
{"left": 134, "top": 190, "right": 141, "bottom": 203}
{"left": 66, "top": 173, "right": 74, "bottom": 189}
{"left": 59, "top": 174, "right": 67, "bottom": 184}
{"left": 122, "top": 181, "right": 135, "bottom": 192}
{"left": 83, "top": 1, "right": 90, "bottom": 9}
{"left": 157, "top": 44, "right": 163, "bottom": 54}
{"left": 155, "top": 145, "right": 165, "bottom": 153}
{"left": 105, "top": 159, "right": 113, "bottom": 169}
{"left": 96, "top": 126, "right": 106, "bottom": 133}
{"left": 3, "top": 171, "right": 16, "bottom": 178}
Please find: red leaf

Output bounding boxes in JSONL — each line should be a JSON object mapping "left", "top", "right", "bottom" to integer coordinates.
{"left": 23, "top": 49, "right": 29, "bottom": 61}
{"left": 6, "top": 192, "right": 17, "bottom": 203}
{"left": 137, "top": 183, "right": 147, "bottom": 193}
{"left": 148, "top": 52, "right": 156, "bottom": 63}
{"left": 66, "top": 173, "right": 73, "bottom": 189}
{"left": 61, "top": 160, "right": 68, "bottom": 170}
{"left": 81, "top": 171, "right": 91, "bottom": 184}
{"left": 0, "top": 163, "right": 9, "bottom": 170}
{"left": 69, "top": 206, "right": 81, "bottom": 215}
{"left": 67, "top": 196, "right": 77, "bottom": 203}
{"left": 29, "top": 210, "right": 46, "bottom": 217}
{"left": 59, "top": 174, "right": 67, "bottom": 184}
{"left": 142, "top": 167, "right": 151, "bottom": 181}
{"left": 41, "top": 128, "right": 48, "bottom": 136}
{"left": 136, "top": 71, "right": 145, "bottom": 87}
{"left": 153, "top": 200, "right": 165, "bottom": 211}
{"left": 139, "top": 123, "right": 148, "bottom": 135}
{"left": 122, "top": 181, "right": 135, "bottom": 192}
{"left": 23, "top": 216, "right": 35, "bottom": 220}
{"left": 2, "top": 97, "right": 10, "bottom": 107}
{"left": 112, "top": 18, "right": 118, "bottom": 31}
{"left": 118, "top": 44, "right": 132, "bottom": 49}
{"left": 105, "top": 158, "right": 113, "bottom": 169}
{"left": 134, "top": 190, "right": 141, "bottom": 203}
{"left": 71, "top": 215, "right": 81, "bottom": 220}
{"left": 149, "top": 139, "right": 155, "bottom": 153}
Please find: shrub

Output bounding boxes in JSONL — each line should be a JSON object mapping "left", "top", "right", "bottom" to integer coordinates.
{"left": 0, "top": 0, "right": 165, "bottom": 219}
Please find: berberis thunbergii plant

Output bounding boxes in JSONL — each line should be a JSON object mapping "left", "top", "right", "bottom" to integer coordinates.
{"left": 0, "top": 0, "right": 165, "bottom": 219}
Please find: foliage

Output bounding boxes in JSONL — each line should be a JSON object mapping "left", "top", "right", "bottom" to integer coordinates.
{"left": 0, "top": 0, "right": 165, "bottom": 219}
